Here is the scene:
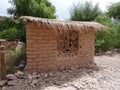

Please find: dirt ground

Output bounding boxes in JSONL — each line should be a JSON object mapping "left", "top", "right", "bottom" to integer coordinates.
{"left": 1, "top": 53, "right": 120, "bottom": 90}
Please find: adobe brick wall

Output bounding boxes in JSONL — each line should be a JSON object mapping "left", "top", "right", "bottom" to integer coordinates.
{"left": 0, "top": 39, "right": 18, "bottom": 50}
{"left": 25, "top": 22, "right": 95, "bottom": 73}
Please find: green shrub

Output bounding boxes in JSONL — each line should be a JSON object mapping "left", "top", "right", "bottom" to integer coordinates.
{"left": 95, "top": 25, "right": 120, "bottom": 53}
{"left": 0, "top": 48, "right": 26, "bottom": 74}
{"left": 6, "top": 48, "right": 26, "bottom": 74}
{"left": 0, "top": 28, "right": 26, "bottom": 42}
{"left": 0, "top": 18, "right": 19, "bottom": 31}
{"left": 0, "top": 18, "right": 26, "bottom": 42}
{"left": 95, "top": 30, "right": 113, "bottom": 53}
{"left": 0, "top": 18, "right": 25, "bottom": 31}
{"left": 112, "top": 22, "right": 120, "bottom": 48}
{"left": 94, "top": 14, "right": 120, "bottom": 53}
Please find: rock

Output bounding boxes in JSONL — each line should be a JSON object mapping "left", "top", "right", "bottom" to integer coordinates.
{"left": 15, "top": 71, "right": 24, "bottom": 78}
{"left": 59, "top": 66, "right": 65, "bottom": 71}
{"left": 7, "top": 74, "right": 17, "bottom": 81}
{"left": 113, "top": 49, "right": 117, "bottom": 51}
{"left": 18, "top": 60, "right": 26, "bottom": 71}
{"left": 22, "top": 75, "right": 27, "bottom": 79}
{"left": 62, "top": 83, "right": 68, "bottom": 87}
{"left": 18, "top": 64, "right": 24, "bottom": 70}
{"left": 96, "top": 53, "right": 103, "bottom": 56}
{"left": 32, "top": 72, "right": 40, "bottom": 79}
{"left": 49, "top": 72, "right": 54, "bottom": 77}
{"left": 2, "top": 86, "right": 8, "bottom": 90}
{"left": 105, "top": 51, "right": 112, "bottom": 55}
{"left": 16, "top": 42, "right": 25, "bottom": 51}
{"left": 70, "top": 67, "right": 76, "bottom": 70}
{"left": 28, "top": 74, "right": 33, "bottom": 80}
{"left": 0, "top": 80, "right": 7, "bottom": 87}
{"left": 32, "top": 72, "right": 37, "bottom": 75}
{"left": 28, "top": 73, "right": 40, "bottom": 80}
{"left": 37, "top": 74, "right": 41, "bottom": 78}
{"left": 7, "top": 80, "right": 18, "bottom": 86}
{"left": 44, "top": 73, "right": 48, "bottom": 78}
{"left": 31, "top": 79, "right": 39, "bottom": 85}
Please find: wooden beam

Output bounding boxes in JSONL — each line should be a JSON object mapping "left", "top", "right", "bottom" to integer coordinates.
{"left": 0, "top": 46, "right": 6, "bottom": 80}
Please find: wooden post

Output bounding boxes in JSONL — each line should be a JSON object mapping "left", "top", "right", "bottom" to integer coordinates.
{"left": 0, "top": 46, "right": 6, "bottom": 80}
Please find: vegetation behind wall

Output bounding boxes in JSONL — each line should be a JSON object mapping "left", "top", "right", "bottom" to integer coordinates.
{"left": 0, "top": 18, "right": 26, "bottom": 42}
{"left": 70, "top": 1, "right": 120, "bottom": 53}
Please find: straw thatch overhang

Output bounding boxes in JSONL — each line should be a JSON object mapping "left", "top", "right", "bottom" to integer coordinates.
{"left": 20, "top": 16, "right": 107, "bottom": 31}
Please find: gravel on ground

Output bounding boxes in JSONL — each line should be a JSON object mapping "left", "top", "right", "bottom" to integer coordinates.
{"left": 1, "top": 54, "right": 120, "bottom": 90}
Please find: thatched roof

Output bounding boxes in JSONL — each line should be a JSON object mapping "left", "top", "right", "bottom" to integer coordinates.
{"left": 20, "top": 16, "right": 107, "bottom": 31}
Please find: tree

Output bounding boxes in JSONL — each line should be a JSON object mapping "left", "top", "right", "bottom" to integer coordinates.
{"left": 0, "top": 18, "right": 19, "bottom": 31}
{"left": 94, "top": 13, "right": 120, "bottom": 53}
{"left": 7, "top": 0, "right": 56, "bottom": 19}
{"left": 0, "top": 18, "right": 26, "bottom": 42}
{"left": 70, "top": 1, "right": 101, "bottom": 21}
{"left": 94, "top": 14, "right": 111, "bottom": 26}
{"left": 107, "top": 2, "right": 120, "bottom": 21}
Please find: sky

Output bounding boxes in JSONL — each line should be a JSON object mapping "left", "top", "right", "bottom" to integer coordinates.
{"left": 0, "top": 0, "right": 120, "bottom": 19}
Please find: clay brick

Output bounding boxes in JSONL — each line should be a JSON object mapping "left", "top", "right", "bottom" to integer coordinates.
{"left": 25, "top": 21, "right": 96, "bottom": 73}
{"left": 27, "top": 55, "right": 37, "bottom": 59}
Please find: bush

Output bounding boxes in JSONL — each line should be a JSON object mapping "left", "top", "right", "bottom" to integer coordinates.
{"left": 0, "top": 18, "right": 26, "bottom": 42}
{"left": 94, "top": 14, "right": 120, "bottom": 53}
{"left": 0, "top": 28, "right": 26, "bottom": 42}
{"left": 95, "top": 23, "right": 120, "bottom": 53}
{"left": 112, "top": 22, "right": 120, "bottom": 48}
{"left": 0, "top": 18, "right": 19, "bottom": 31}
{"left": 95, "top": 30, "right": 113, "bottom": 53}
{"left": 6, "top": 48, "right": 26, "bottom": 74}
{"left": 0, "top": 47, "right": 26, "bottom": 74}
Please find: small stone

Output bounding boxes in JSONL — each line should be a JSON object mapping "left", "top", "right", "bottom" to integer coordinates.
{"left": 32, "top": 75, "right": 40, "bottom": 79}
{"left": 70, "top": 67, "right": 76, "bottom": 70}
{"left": 37, "top": 74, "right": 40, "bottom": 78}
{"left": 49, "top": 72, "right": 54, "bottom": 77}
{"left": 105, "top": 51, "right": 112, "bottom": 55}
{"left": 0, "top": 80, "right": 7, "bottom": 87}
{"left": 7, "top": 74, "right": 17, "bottom": 81}
{"left": 28, "top": 74, "right": 33, "bottom": 80}
{"left": 28, "top": 74, "right": 40, "bottom": 80}
{"left": 114, "top": 49, "right": 117, "bottom": 51}
{"left": 44, "top": 73, "right": 48, "bottom": 78}
{"left": 18, "top": 60, "right": 26, "bottom": 71}
{"left": 22, "top": 75, "right": 27, "bottom": 79}
{"left": 62, "top": 83, "right": 68, "bottom": 87}
{"left": 32, "top": 72, "right": 37, "bottom": 76}
{"left": 2, "top": 86, "right": 8, "bottom": 90}
{"left": 18, "top": 64, "right": 24, "bottom": 68}
{"left": 59, "top": 66, "right": 65, "bottom": 71}
{"left": 15, "top": 71, "right": 24, "bottom": 78}
{"left": 31, "top": 79, "right": 38, "bottom": 85}
{"left": 7, "top": 80, "right": 18, "bottom": 86}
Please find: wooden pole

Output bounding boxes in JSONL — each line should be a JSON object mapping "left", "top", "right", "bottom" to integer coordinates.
{"left": 0, "top": 46, "right": 6, "bottom": 80}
